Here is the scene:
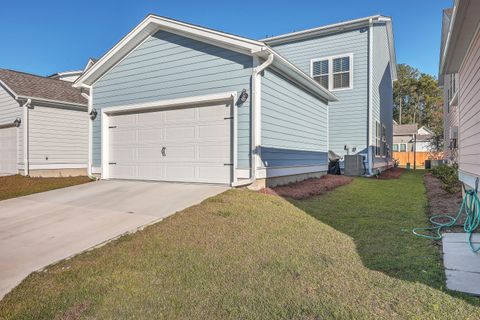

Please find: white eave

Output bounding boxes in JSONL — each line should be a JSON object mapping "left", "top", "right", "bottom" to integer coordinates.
{"left": 440, "top": 0, "right": 480, "bottom": 75}
{"left": 262, "top": 15, "right": 397, "bottom": 81}
{"left": 74, "top": 14, "right": 337, "bottom": 102}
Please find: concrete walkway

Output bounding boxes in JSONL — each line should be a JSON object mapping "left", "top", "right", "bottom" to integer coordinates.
{"left": 0, "top": 180, "right": 227, "bottom": 300}
{"left": 443, "top": 232, "right": 480, "bottom": 295}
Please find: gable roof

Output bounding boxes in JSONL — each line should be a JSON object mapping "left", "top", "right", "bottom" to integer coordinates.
{"left": 74, "top": 14, "right": 337, "bottom": 102}
{"left": 393, "top": 124, "right": 418, "bottom": 136}
{"left": 261, "top": 15, "right": 397, "bottom": 81}
{"left": 0, "top": 69, "right": 87, "bottom": 106}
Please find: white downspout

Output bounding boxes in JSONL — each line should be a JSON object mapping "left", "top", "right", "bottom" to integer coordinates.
{"left": 22, "top": 99, "right": 31, "bottom": 176}
{"left": 232, "top": 52, "right": 274, "bottom": 187}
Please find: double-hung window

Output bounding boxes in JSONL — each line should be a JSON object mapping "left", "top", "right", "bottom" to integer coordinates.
{"left": 312, "top": 59, "right": 329, "bottom": 89}
{"left": 375, "top": 122, "right": 381, "bottom": 156}
{"left": 311, "top": 54, "right": 353, "bottom": 90}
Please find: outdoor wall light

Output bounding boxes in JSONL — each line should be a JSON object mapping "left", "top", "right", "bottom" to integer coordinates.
{"left": 89, "top": 108, "right": 98, "bottom": 120}
{"left": 13, "top": 118, "right": 21, "bottom": 127}
{"left": 239, "top": 89, "right": 249, "bottom": 103}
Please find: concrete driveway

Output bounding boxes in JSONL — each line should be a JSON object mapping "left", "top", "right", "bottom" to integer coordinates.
{"left": 0, "top": 180, "right": 227, "bottom": 299}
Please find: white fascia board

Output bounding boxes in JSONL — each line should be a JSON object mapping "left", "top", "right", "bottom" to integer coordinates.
{"left": 262, "top": 15, "right": 384, "bottom": 44}
{"left": 259, "top": 48, "right": 338, "bottom": 102}
{"left": 16, "top": 95, "right": 88, "bottom": 109}
{"left": 0, "top": 80, "right": 19, "bottom": 100}
{"left": 74, "top": 14, "right": 265, "bottom": 88}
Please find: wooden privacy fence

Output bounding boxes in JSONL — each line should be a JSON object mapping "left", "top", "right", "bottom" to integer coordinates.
{"left": 393, "top": 151, "right": 444, "bottom": 168}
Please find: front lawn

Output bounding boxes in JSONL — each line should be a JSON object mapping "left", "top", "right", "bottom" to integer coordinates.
{"left": 0, "top": 175, "right": 92, "bottom": 201}
{"left": 1, "top": 172, "right": 479, "bottom": 319}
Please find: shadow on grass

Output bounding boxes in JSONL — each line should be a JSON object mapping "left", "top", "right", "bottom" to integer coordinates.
{"left": 287, "top": 171, "right": 480, "bottom": 307}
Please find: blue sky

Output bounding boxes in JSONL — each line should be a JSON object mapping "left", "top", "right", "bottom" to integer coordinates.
{"left": 0, "top": 0, "right": 451, "bottom": 77}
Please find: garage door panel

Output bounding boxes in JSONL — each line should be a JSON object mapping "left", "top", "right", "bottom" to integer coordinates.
{"left": 108, "top": 102, "right": 231, "bottom": 184}
{"left": 110, "top": 113, "right": 137, "bottom": 126}
{"left": 137, "top": 128, "right": 163, "bottom": 142}
{"left": 164, "top": 126, "right": 195, "bottom": 140}
{"left": 165, "top": 166, "right": 196, "bottom": 180}
{"left": 198, "top": 104, "right": 230, "bottom": 119}
{"left": 110, "top": 129, "right": 136, "bottom": 145}
{"left": 198, "top": 145, "right": 230, "bottom": 160}
{"left": 137, "top": 147, "right": 164, "bottom": 160}
{"left": 111, "top": 148, "right": 136, "bottom": 162}
{"left": 0, "top": 127, "right": 18, "bottom": 174}
{"left": 164, "top": 108, "right": 195, "bottom": 122}
{"left": 198, "top": 123, "right": 230, "bottom": 139}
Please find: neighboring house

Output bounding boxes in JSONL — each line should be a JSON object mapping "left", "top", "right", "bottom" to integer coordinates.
{"left": 439, "top": 0, "right": 480, "bottom": 190}
{"left": 393, "top": 124, "right": 434, "bottom": 152}
{"left": 48, "top": 58, "right": 97, "bottom": 83}
{"left": 392, "top": 124, "right": 435, "bottom": 168}
{"left": 439, "top": 8, "right": 459, "bottom": 164}
{"left": 263, "top": 15, "right": 397, "bottom": 175}
{"left": 73, "top": 15, "right": 337, "bottom": 188}
{"left": 0, "top": 69, "right": 88, "bottom": 177}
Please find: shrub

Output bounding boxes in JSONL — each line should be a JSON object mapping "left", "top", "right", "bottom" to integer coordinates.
{"left": 430, "top": 164, "right": 459, "bottom": 193}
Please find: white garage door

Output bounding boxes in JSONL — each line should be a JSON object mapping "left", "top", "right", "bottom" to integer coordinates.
{"left": 108, "top": 102, "right": 232, "bottom": 184}
{"left": 0, "top": 126, "right": 17, "bottom": 175}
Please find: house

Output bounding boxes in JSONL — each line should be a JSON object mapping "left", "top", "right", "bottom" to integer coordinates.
{"left": 439, "top": 0, "right": 480, "bottom": 190}
{"left": 439, "top": 8, "right": 459, "bottom": 165}
{"left": 0, "top": 69, "right": 88, "bottom": 177}
{"left": 263, "top": 15, "right": 397, "bottom": 175}
{"left": 393, "top": 124, "right": 434, "bottom": 153}
{"left": 392, "top": 123, "right": 435, "bottom": 167}
{"left": 73, "top": 15, "right": 337, "bottom": 188}
{"left": 48, "top": 58, "right": 97, "bottom": 83}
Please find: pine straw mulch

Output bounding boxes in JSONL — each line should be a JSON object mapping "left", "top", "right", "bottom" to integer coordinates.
{"left": 377, "top": 167, "right": 405, "bottom": 179}
{"left": 423, "top": 172, "right": 464, "bottom": 233}
{"left": 259, "top": 174, "right": 353, "bottom": 200}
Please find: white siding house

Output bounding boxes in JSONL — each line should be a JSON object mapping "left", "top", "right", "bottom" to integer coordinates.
{"left": 0, "top": 69, "right": 88, "bottom": 177}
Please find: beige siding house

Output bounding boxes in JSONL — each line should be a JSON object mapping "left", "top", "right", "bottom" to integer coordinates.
{"left": 0, "top": 69, "right": 88, "bottom": 177}
{"left": 440, "top": 0, "right": 480, "bottom": 190}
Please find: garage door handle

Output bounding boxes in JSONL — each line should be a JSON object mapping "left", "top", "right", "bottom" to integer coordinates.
{"left": 161, "top": 147, "right": 166, "bottom": 157}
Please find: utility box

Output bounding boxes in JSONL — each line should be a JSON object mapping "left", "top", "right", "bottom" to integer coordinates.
{"left": 344, "top": 155, "right": 364, "bottom": 176}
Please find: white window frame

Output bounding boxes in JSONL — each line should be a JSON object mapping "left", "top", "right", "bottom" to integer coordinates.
{"left": 392, "top": 144, "right": 399, "bottom": 152}
{"left": 310, "top": 53, "right": 354, "bottom": 91}
{"left": 399, "top": 143, "right": 407, "bottom": 152}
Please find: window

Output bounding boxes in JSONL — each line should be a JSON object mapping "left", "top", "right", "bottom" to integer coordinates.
{"left": 399, "top": 144, "right": 407, "bottom": 152}
{"left": 381, "top": 124, "right": 387, "bottom": 157}
{"left": 333, "top": 57, "right": 350, "bottom": 89}
{"left": 311, "top": 54, "right": 352, "bottom": 91}
{"left": 393, "top": 144, "right": 399, "bottom": 152}
{"left": 312, "top": 59, "right": 329, "bottom": 89}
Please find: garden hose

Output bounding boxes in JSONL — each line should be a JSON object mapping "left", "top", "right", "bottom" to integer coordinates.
{"left": 413, "top": 178, "right": 480, "bottom": 252}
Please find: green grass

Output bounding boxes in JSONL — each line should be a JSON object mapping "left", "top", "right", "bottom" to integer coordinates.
{"left": 0, "top": 175, "right": 92, "bottom": 201}
{"left": 1, "top": 172, "right": 479, "bottom": 319}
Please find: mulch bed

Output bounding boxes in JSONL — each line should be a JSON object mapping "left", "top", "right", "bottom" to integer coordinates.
{"left": 259, "top": 174, "right": 353, "bottom": 200}
{"left": 424, "top": 173, "right": 464, "bottom": 233}
{"left": 378, "top": 167, "right": 405, "bottom": 180}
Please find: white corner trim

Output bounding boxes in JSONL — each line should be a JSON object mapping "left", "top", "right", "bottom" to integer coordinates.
{"left": 310, "top": 53, "right": 354, "bottom": 91}
{"left": 23, "top": 100, "right": 30, "bottom": 176}
{"left": 87, "top": 85, "right": 93, "bottom": 177}
{"left": 367, "top": 18, "right": 374, "bottom": 175}
{"left": 74, "top": 15, "right": 265, "bottom": 87}
{"left": 91, "top": 166, "right": 102, "bottom": 174}
{"left": 101, "top": 91, "right": 237, "bottom": 115}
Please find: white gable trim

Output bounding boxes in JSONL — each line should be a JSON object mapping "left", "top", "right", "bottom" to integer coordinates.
{"left": 74, "top": 15, "right": 337, "bottom": 102}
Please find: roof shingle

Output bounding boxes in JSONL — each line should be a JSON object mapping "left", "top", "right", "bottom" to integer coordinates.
{"left": 393, "top": 124, "right": 418, "bottom": 135}
{"left": 0, "top": 69, "right": 87, "bottom": 106}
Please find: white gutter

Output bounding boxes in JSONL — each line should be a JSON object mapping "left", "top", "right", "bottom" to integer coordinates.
{"left": 232, "top": 53, "right": 274, "bottom": 187}
{"left": 22, "top": 99, "right": 32, "bottom": 176}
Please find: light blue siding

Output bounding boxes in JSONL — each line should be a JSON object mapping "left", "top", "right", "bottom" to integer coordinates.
{"left": 270, "top": 28, "right": 369, "bottom": 156}
{"left": 260, "top": 68, "right": 328, "bottom": 167}
{"left": 91, "top": 30, "right": 253, "bottom": 168}
{"left": 372, "top": 23, "right": 394, "bottom": 165}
